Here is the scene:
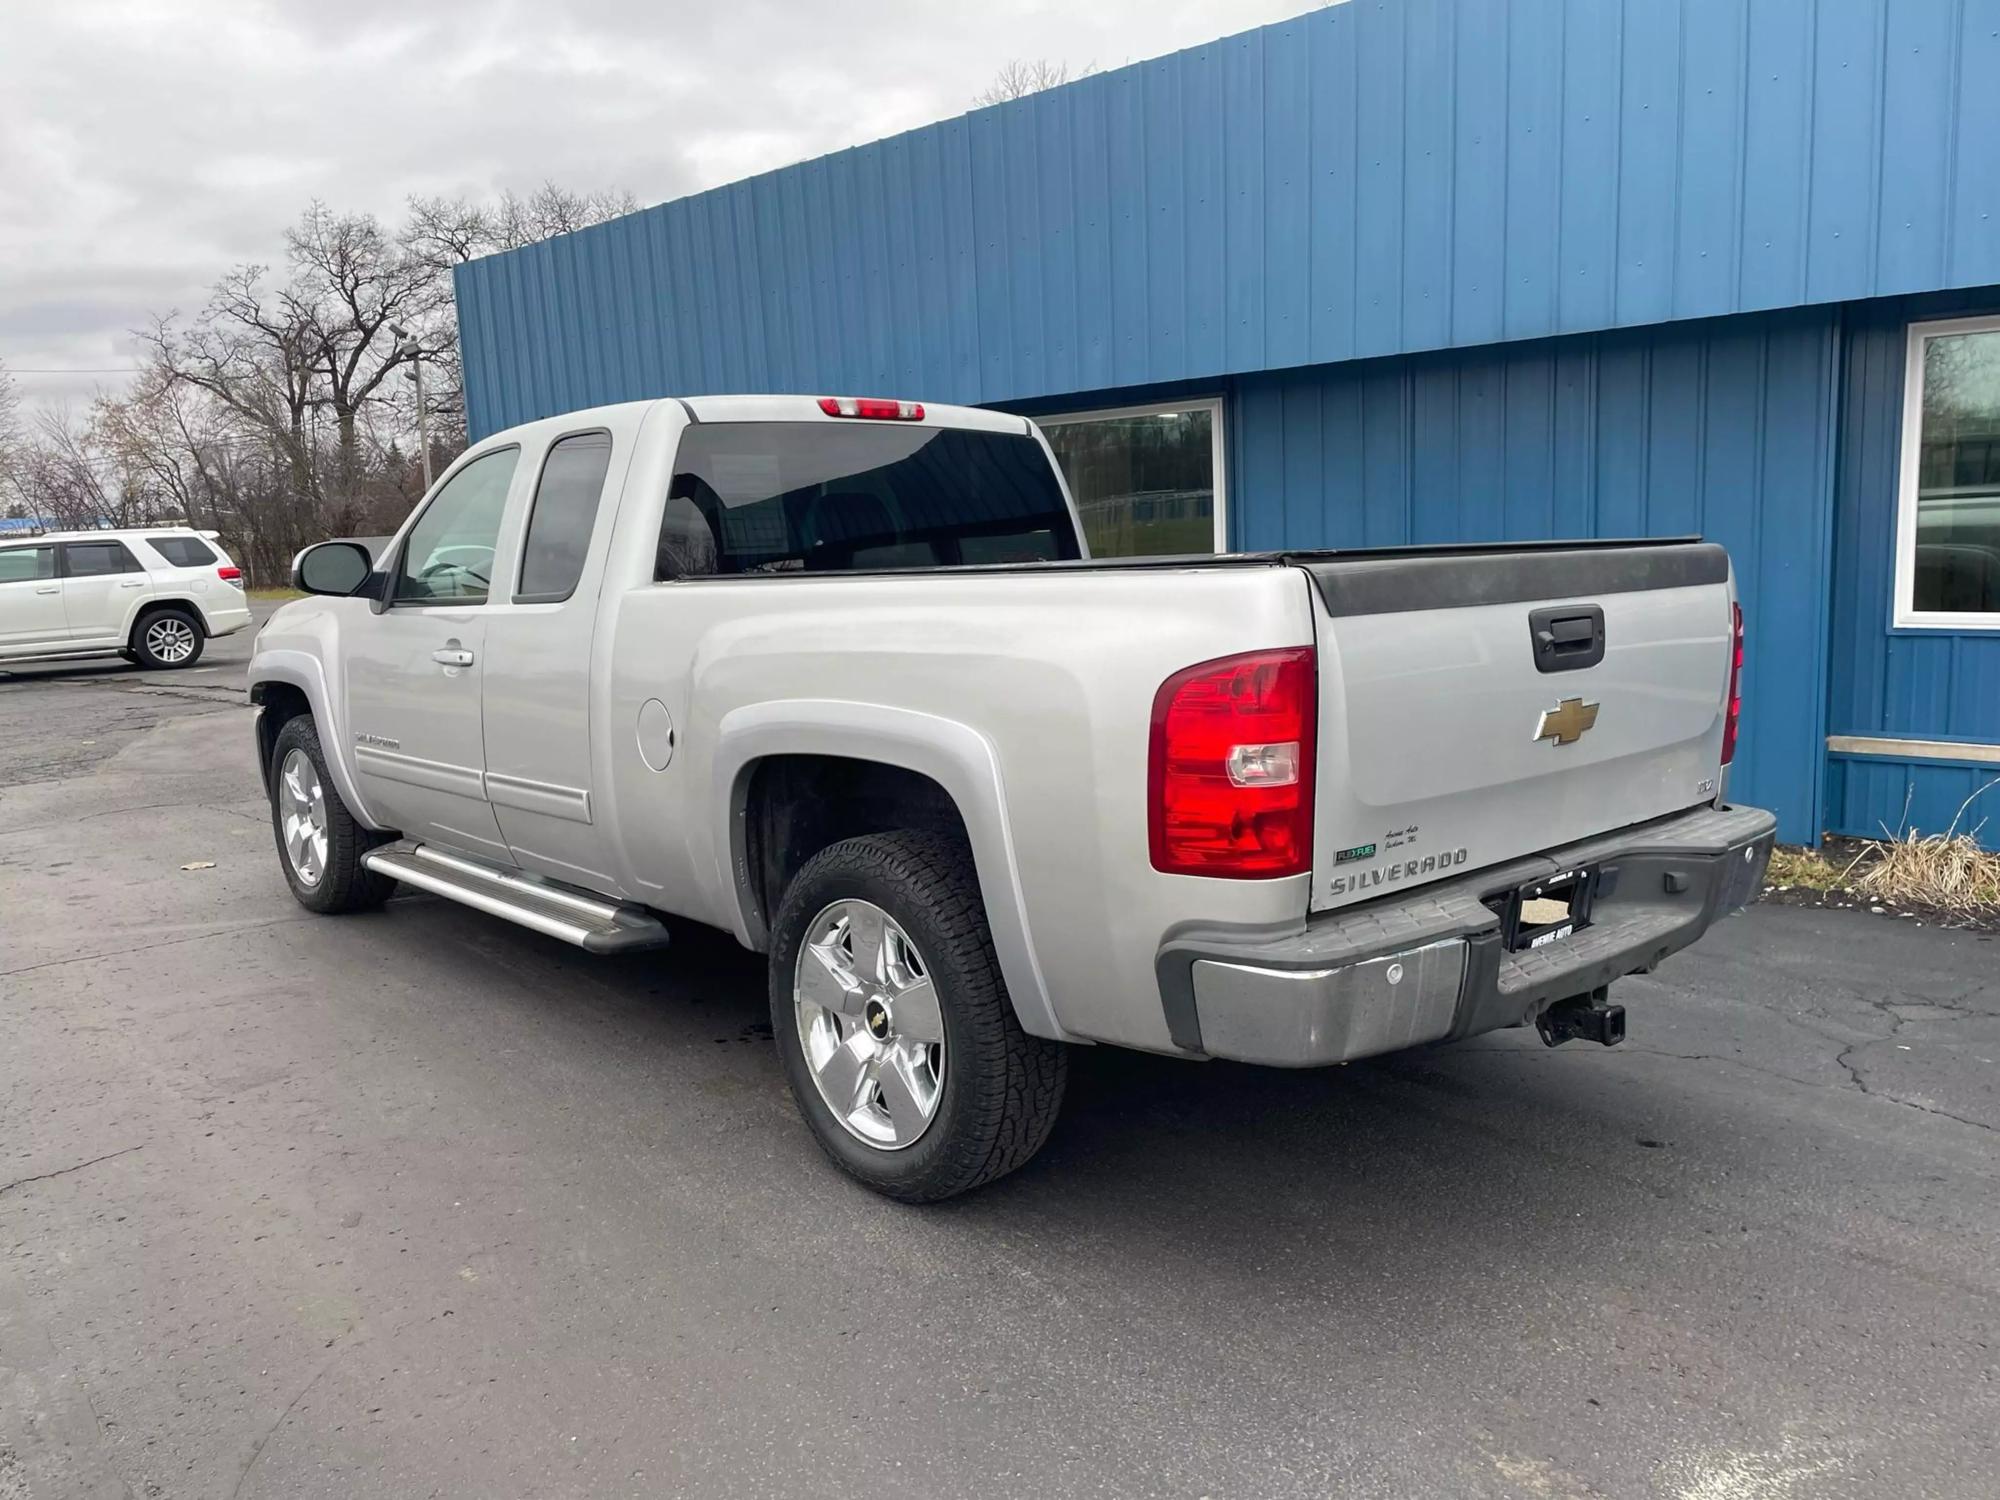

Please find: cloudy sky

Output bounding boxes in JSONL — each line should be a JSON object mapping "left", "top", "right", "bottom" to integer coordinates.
{"left": 1, "top": 0, "right": 1313, "bottom": 414}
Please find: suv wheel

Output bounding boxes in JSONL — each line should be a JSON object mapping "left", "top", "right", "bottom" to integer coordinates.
{"left": 132, "top": 607, "right": 205, "bottom": 669}
{"left": 269, "top": 714, "right": 397, "bottom": 914}
{"left": 770, "top": 831, "right": 1067, "bottom": 1202}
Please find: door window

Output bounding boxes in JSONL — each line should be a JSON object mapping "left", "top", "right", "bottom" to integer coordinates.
{"left": 1039, "top": 400, "right": 1224, "bottom": 558}
{"left": 517, "top": 431, "right": 612, "bottom": 603}
{"left": 393, "top": 447, "right": 520, "bottom": 604}
{"left": 0, "top": 546, "right": 56, "bottom": 583}
{"left": 61, "top": 540, "right": 143, "bottom": 576}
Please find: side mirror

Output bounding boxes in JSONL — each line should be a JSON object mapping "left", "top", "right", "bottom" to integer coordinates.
{"left": 294, "top": 540, "right": 373, "bottom": 596}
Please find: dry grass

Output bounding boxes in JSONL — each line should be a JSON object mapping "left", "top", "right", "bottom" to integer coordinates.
{"left": 1765, "top": 844, "right": 1852, "bottom": 893}
{"left": 1765, "top": 779, "right": 2000, "bottom": 915}
{"left": 1851, "top": 830, "right": 2000, "bottom": 911}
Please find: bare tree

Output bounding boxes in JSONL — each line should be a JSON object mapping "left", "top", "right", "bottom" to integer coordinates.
{"left": 973, "top": 58, "right": 1096, "bottom": 106}
{"left": 0, "top": 358, "right": 21, "bottom": 514}
{"left": 284, "top": 202, "right": 446, "bottom": 513}
{"left": 6, "top": 182, "right": 637, "bottom": 575}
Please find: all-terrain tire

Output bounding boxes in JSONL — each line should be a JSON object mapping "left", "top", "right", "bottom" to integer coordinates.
{"left": 268, "top": 714, "right": 397, "bottom": 914}
{"left": 769, "top": 830, "right": 1068, "bottom": 1202}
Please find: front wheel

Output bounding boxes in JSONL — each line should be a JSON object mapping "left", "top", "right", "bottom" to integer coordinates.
{"left": 770, "top": 830, "right": 1067, "bottom": 1202}
{"left": 268, "top": 714, "right": 397, "bottom": 914}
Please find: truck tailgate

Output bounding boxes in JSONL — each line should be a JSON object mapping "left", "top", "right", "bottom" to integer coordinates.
{"left": 1301, "top": 542, "right": 1733, "bottom": 913}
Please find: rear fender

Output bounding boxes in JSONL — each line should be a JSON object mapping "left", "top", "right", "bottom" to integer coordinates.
{"left": 710, "top": 700, "right": 1067, "bottom": 1042}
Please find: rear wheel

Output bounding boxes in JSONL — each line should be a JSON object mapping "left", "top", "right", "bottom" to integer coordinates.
{"left": 769, "top": 830, "right": 1067, "bottom": 1202}
{"left": 131, "top": 607, "right": 204, "bottom": 669}
{"left": 269, "top": 714, "right": 396, "bottom": 914}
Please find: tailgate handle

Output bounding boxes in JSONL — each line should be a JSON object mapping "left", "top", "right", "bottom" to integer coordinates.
{"left": 1529, "top": 605, "right": 1605, "bottom": 673}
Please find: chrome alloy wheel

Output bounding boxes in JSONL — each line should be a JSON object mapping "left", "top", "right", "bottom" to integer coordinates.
{"left": 145, "top": 615, "right": 197, "bottom": 663}
{"left": 278, "top": 747, "right": 330, "bottom": 888}
{"left": 793, "top": 899, "right": 946, "bottom": 1150}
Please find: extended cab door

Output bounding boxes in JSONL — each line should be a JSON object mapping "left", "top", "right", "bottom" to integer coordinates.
{"left": 344, "top": 446, "right": 521, "bottom": 863}
{"left": 480, "top": 423, "right": 631, "bottom": 891}
{"left": 0, "top": 544, "right": 66, "bottom": 652}
{"left": 58, "top": 538, "right": 149, "bottom": 644}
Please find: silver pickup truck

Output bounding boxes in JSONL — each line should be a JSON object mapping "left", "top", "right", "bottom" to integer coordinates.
{"left": 250, "top": 395, "right": 1774, "bottom": 1200}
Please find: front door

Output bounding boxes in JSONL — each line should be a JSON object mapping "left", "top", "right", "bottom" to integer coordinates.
{"left": 0, "top": 544, "right": 66, "bottom": 653}
{"left": 345, "top": 445, "right": 521, "bottom": 862}
{"left": 58, "top": 538, "right": 148, "bottom": 644}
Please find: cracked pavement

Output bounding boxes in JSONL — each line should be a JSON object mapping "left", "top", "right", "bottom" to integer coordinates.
{"left": 2, "top": 611, "right": 1999, "bottom": 1498}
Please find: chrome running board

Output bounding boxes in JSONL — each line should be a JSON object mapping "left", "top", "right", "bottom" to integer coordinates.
{"left": 362, "top": 841, "right": 671, "bottom": 954}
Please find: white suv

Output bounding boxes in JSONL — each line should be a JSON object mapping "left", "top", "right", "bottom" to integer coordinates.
{"left": 0, "top": 528, "right": 253, "bottom": 670}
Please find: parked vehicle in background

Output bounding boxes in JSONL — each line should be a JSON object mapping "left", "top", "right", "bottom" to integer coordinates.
{"left": 250, "top": 395, "right": 1775, "bottom": 1201}
{"left": 0, "top": 528, "right": 250, "bottom": 669}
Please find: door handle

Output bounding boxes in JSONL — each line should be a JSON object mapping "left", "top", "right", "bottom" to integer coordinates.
{"left": 119, "top": 579, "right": 145, "bottom": 588}
{"left": 432, "top": 647, "right": 475, "bottom": 667}
{"left": 35, "top": 585, "right": 59, "bottom": 595}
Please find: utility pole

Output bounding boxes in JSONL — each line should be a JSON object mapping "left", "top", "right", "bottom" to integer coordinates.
{"left": 390, "top": 324, "right": 433, "bottom": 492}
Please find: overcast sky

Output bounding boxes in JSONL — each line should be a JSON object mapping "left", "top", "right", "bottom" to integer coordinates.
{"left": 1, "top": 0, "right": 1314, "bottom": 415}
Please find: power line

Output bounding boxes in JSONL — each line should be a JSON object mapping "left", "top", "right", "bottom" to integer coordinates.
{"left": 6, "top": 366, "right": 146, "bottom": 374}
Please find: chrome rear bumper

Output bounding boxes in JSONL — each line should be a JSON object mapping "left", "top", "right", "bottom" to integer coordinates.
{"left": 1156, "top": 803, "right": 1776, "bottom": 1067}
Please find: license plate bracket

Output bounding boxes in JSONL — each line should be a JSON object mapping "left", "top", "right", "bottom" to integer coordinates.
{"left": 1489, "top": 865, "right": 1601, "bottom": 952}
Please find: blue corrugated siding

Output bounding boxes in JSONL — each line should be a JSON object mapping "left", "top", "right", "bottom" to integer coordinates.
{"left": 1823, "top": 287, "right": 2000, "bottom": 847}
{"left": 1230, "top": 308, "right": 1840, "bottom": 845}
{"left": 1825, "top": 756, "right": 2000, "bottom": 845}
{"left": 458, "top": 0, "right": 2000, "bottom": 437}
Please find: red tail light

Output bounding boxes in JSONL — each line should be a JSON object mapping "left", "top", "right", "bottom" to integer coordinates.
{"left": 817, "top": 396, "right": 924, "bottom": 420}
{"left": 1721, "top": 601, "right": 1744, "bottom": 767}
{"left": 217, "top": 565, "right": 242, "bottom": 581}
{"left": 1149, "top": 648, "right": 1316, "bottom": 877}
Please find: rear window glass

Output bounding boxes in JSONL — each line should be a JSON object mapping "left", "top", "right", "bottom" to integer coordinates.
{"left": 657, "top": 422, "right": 1079, "bottom": 579}
{"left": 147, "top": 535, "right": 217, "bottom": 567}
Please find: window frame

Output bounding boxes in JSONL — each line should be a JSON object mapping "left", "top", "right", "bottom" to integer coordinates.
{"left": 384, "top": 443, "right": 522, "bottom": 610}
{"left": 513, "top": 427, "right": 613, "bottom": 606}
{"left": 1893, "top": 313, "right": 2000, "bottom": 631}
{"left": 1035, "top": 395, "right": 1228, "bottom": 555}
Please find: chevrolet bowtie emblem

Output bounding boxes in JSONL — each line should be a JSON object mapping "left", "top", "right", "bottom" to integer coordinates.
{"left": 1535, "top": 697, "right": 1600, "bottom": 746}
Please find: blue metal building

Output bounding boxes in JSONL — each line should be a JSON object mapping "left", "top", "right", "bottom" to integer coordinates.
{"left": 454, "top": 0, "right": 2000, "bottom": 848}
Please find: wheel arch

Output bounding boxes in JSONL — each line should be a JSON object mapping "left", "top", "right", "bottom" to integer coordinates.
{"left": 712, "top": 701, "right": 1067, "bottom": 1041}
{"left": 126, "top": 594, "right": 208, "bottom": 642}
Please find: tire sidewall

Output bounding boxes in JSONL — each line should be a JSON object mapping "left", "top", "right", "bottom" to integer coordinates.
{"left": 269, "top": 715, "right": 369, "bottom": 913}
{"left": 769, "top": 844, "right": 993, "bottom": 1196}
{"left": 132, "top": 607, "right": 204, "bottom": 669}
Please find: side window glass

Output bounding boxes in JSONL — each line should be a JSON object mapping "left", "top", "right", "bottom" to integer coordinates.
{"left": 62, "top": 541, "right": 142, "bottom": 576}
{"left": 517, "top": 431, "right": 612, "bottom": 602}
{"left": 393, "top": 448, "right": 519, "bottom": 604}
{"left": 149, "top": 536, "right": 217, "bottom": 567}
{"left": 0, "top": 546, "right": 56, "bottom": 583}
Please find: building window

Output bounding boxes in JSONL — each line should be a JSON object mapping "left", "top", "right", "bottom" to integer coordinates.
{"left": 1897, "top": 315, "right": 2000, "bottom": 627}
{"left": 1038, "top": 398, "right": 1225, "bottom": 558}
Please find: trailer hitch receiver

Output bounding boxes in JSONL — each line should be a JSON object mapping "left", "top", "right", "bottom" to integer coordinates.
{"left": 1536, "top": 987, "right": 1626, "bottom": 1048}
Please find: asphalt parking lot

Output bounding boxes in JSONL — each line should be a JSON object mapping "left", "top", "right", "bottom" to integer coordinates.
{"left": 3, "top": 612, "right": 1997, "bottom": 1499}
